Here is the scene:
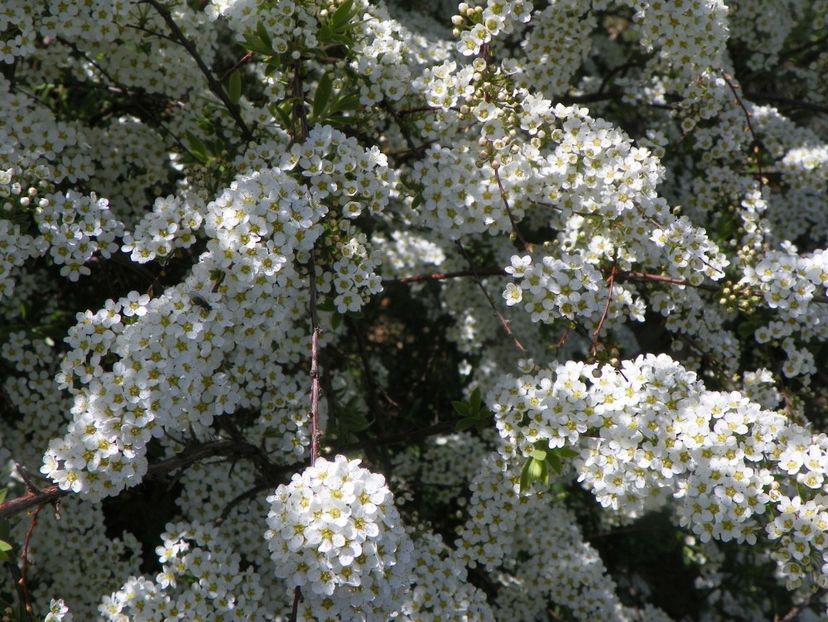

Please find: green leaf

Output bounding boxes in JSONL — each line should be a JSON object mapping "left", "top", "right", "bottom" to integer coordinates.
{"left": 451, "top": 400, "right": 469, "bottom": 416}
{"left": 519, "top": 456, "right": 548, "bottom": 492}
{"left": 270, "top": 101, "right": 293, "bottom": 129}
{"left": 185, "top": 131, "right": 209, "bottom": 164}
{"left": 256, "top": 21, "right": 273, "bottom": 50}
{"left": 329, "top": 92, "right": 360, "bottom": 114}
{"left": 469, "top": 387, "right": 482, "bottom": 413}
{"left": 330, "top": 0, "right": 355, "bottom": 29}
{"left": 530, "top": 448, "right": 548, "bottom": 462}
{"left": 312, "top": 73, "right": 333, "bottom": 121}
{"left": 227, "top": 71, "right": 242, "bottom": 105}
{"left": 455, "top": 417, "right": 478, "bottom": 432}
{"left": 0, "top": 488, "right": 7, "bottom": 504}
{"left": 243, "top": 34, "right": 272, "bottom": 56}
{"left": 0, "top": 539, "right": 12, "bottom": 562}
{"left": 545, "top": 446, "right": 578, "bottom": 474}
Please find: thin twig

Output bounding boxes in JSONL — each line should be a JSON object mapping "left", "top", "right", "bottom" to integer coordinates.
{"left": 219, "top": 51, "right": 253, "bottom": 81}
{"left": 493, "top": 167, "right": 529, "bottom": 251}
{"left": 289, "top": 586, "right": 302, "bottom": 622}
{"left": 590, "top": 259, "right": 618, "bottom": 356}
{"left": 308, "top": 251, "right": 322, "bottom": 465}
{"left": 721, "top": 72, "right": 765, "bottom": 183}
{"left": 0, "top": 439, "right": 246, "bottom": 521}
{"left": 746, "top": 92, "right": 828, "bottom": 116}
{"left": 455, "top": 241, "right": 528, "bottom": 354}
{"left": 382, "top": 267, "right": 506, "bottom": 286}
{"left": 291, "top": 57, "right": 321, "bottom": 466}
{"left": 142, "top": 0, "right": 255, "bottom": 143}
{"left": 18, "top": 504, "right": 45, "bottom": 616}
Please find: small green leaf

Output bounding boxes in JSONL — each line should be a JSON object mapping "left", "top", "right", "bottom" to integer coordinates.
{"left": 0, "top": 539, "right": 12, "bottom": 562}
{"left": 0, "top": 488, "right": 7, "bottom": 504}
{"left": 317, "top": 300, "right": 336, "bottom": 313}
{"left": 312, "top": 73, "right": 333, "bottom": 121}
{"left": 451, "top": 400, "right": 469, "bottom": 416}
{"left": 227, "top": 71, "right": 242, "bottom": 105}
{"left": 330, "top": 0, "right": 355, "bottom": 29}
{"left": 270, "top": 102, "right": 293, "bottom": 129}
{"left": 455, "top": 417, "right": 478, "bottom": 432}
{"left": 519, "top": 456, "right": 547, "bottom": 492}
{"left": 243, "top": 34, "right": 273, "bottom": 56}
{"left": 545, "top": 446, "right": 578, "bottom": 474}
{"left": 264, "top": 57, "right": 283, "bottom": 76}
{"left": 329, "top": 92, "right": 360, "bottom": 114}
{"left": 530, "top": 448, "right": 548, "bottom": 462}
{"left": 469, "top": 387, "right": 482, "bottom": 413}
{"left": 185, "top": 131, "right": 209, "bottom": 163}
{"left": 256, "top": 21, "right": 273, "bottom": 50}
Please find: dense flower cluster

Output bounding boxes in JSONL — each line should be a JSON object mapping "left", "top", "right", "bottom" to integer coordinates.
{"left": 121, "top": 194, "right": 203, "bottom": 263}
{"left": 399, "top": 529, "right": 495, "bottom": 621}
{"left": 455, "top": 454, "right": 673, "bottom": 621}
{"left": 265, "top": 455, "right": 414, "bottom": 620}
{"left": 504, "top": 252, "right": 644, "bottom": 326}
{"left": 18, "top": 496, "right": 143, "bottom": 621}
{"left": 35, "top": 190, "right": 123, "bottom": 282}
{"left": 100, "top": 522, "right": 272, "bottom": 621}
{"left": 489, "top": 354, "right": 828, "bottom": 589}
{"left": 0, "top": 0, "right": 826, "bottom": 620}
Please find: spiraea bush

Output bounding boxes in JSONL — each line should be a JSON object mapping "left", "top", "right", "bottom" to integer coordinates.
{"left": 1, "top": 1, "right": 828, "bottom": 620}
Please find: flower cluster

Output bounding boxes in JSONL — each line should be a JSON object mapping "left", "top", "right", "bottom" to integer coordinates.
{"left": 40, "top": 125, "right": 393, "bottom": 500}
{"left": 503, "top": 252, "right": 645, "bottom": 325}
{"left": 455, "top": 454, "right": 672, "bottom": 621}
{"left": 0, "top": 215, "right": 41, "bottom": 299}
{"left": 121, "top": 194, "right": 203, "bottom": 263}
{"left": 265, "top": 455, "right": 414, "bottom": 620}
{"left": 100, "top": 522, "right": 272, "bottom": 621}
{"left": 391, "top": 432, "right": 489, "bottom": 505}
{"left": 0, "top": 77, "right": 95, "bottom": 183}
{"left": 632, "top": 0, "right": 729, "bottom": 95}
{"left": 489, "top": 354, "right": 828, "bottom": 589}
{"left": 399, "top": 530, "right": 495, "bottom": 621}
{"left": 35, "top": 190, "right": 123, "bottom": 282}
{"left": 515, "top": 1, "right": 596, "bottom": 97}
{"left": 453, "top": 0, "right": 533, "bottom": 57}
{"left": 17, "top": 495, "right": 143, "bottom": 620}
{"left": 207, "top": 0, "right": 338, "bottom": 52}
{"left": 331, "top": 231, "right": 383, "bottom": 313}
{"left": 744, "top": 245, "right": 828, "bottom": 318}
{"left": 2, "top": 0, "right": 828, "bottom": 620}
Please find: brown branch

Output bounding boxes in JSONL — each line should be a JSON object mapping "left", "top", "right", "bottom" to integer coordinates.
{"left": 18, "top": 504, "right": 45, "bottom": 616}
{"left": 382, "top": 267, "right": 506, "bottom": 286}
{"left": 455, "top": 241, "right": 528, "bottom": 354}
{"left": 746, "top": 92, "right": 828, "bottom": 116}
{"left": 219, "top": 51, "right": 254, "bottom": 81}
{"left": 493, "top": 166, "right": 530, "bottom": 251}
{"left": 289, "top": 586, "right": 303, "bottom": 622}
{"left": 591, "top": 260, "right": 618, "bottom": 356}
{"left": 619, "top": 270, "right": 828, "bottom": 304}
{"left": 721, "top": 72, "right": 765, "bottom": 183}
{"left": 291, "top": 57, "right": 321, "bottom": 467}
{"left": 0, "top": 439, "right": 244, "bottom": 521}
{"left": 142, "top": 0, "right": 255, "bottom": 143}
{"left": 617, "top": 270, "right": 719, "bottom": 292}
{"left": 308, "top": 251, "right": 322, "bottom": 465}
